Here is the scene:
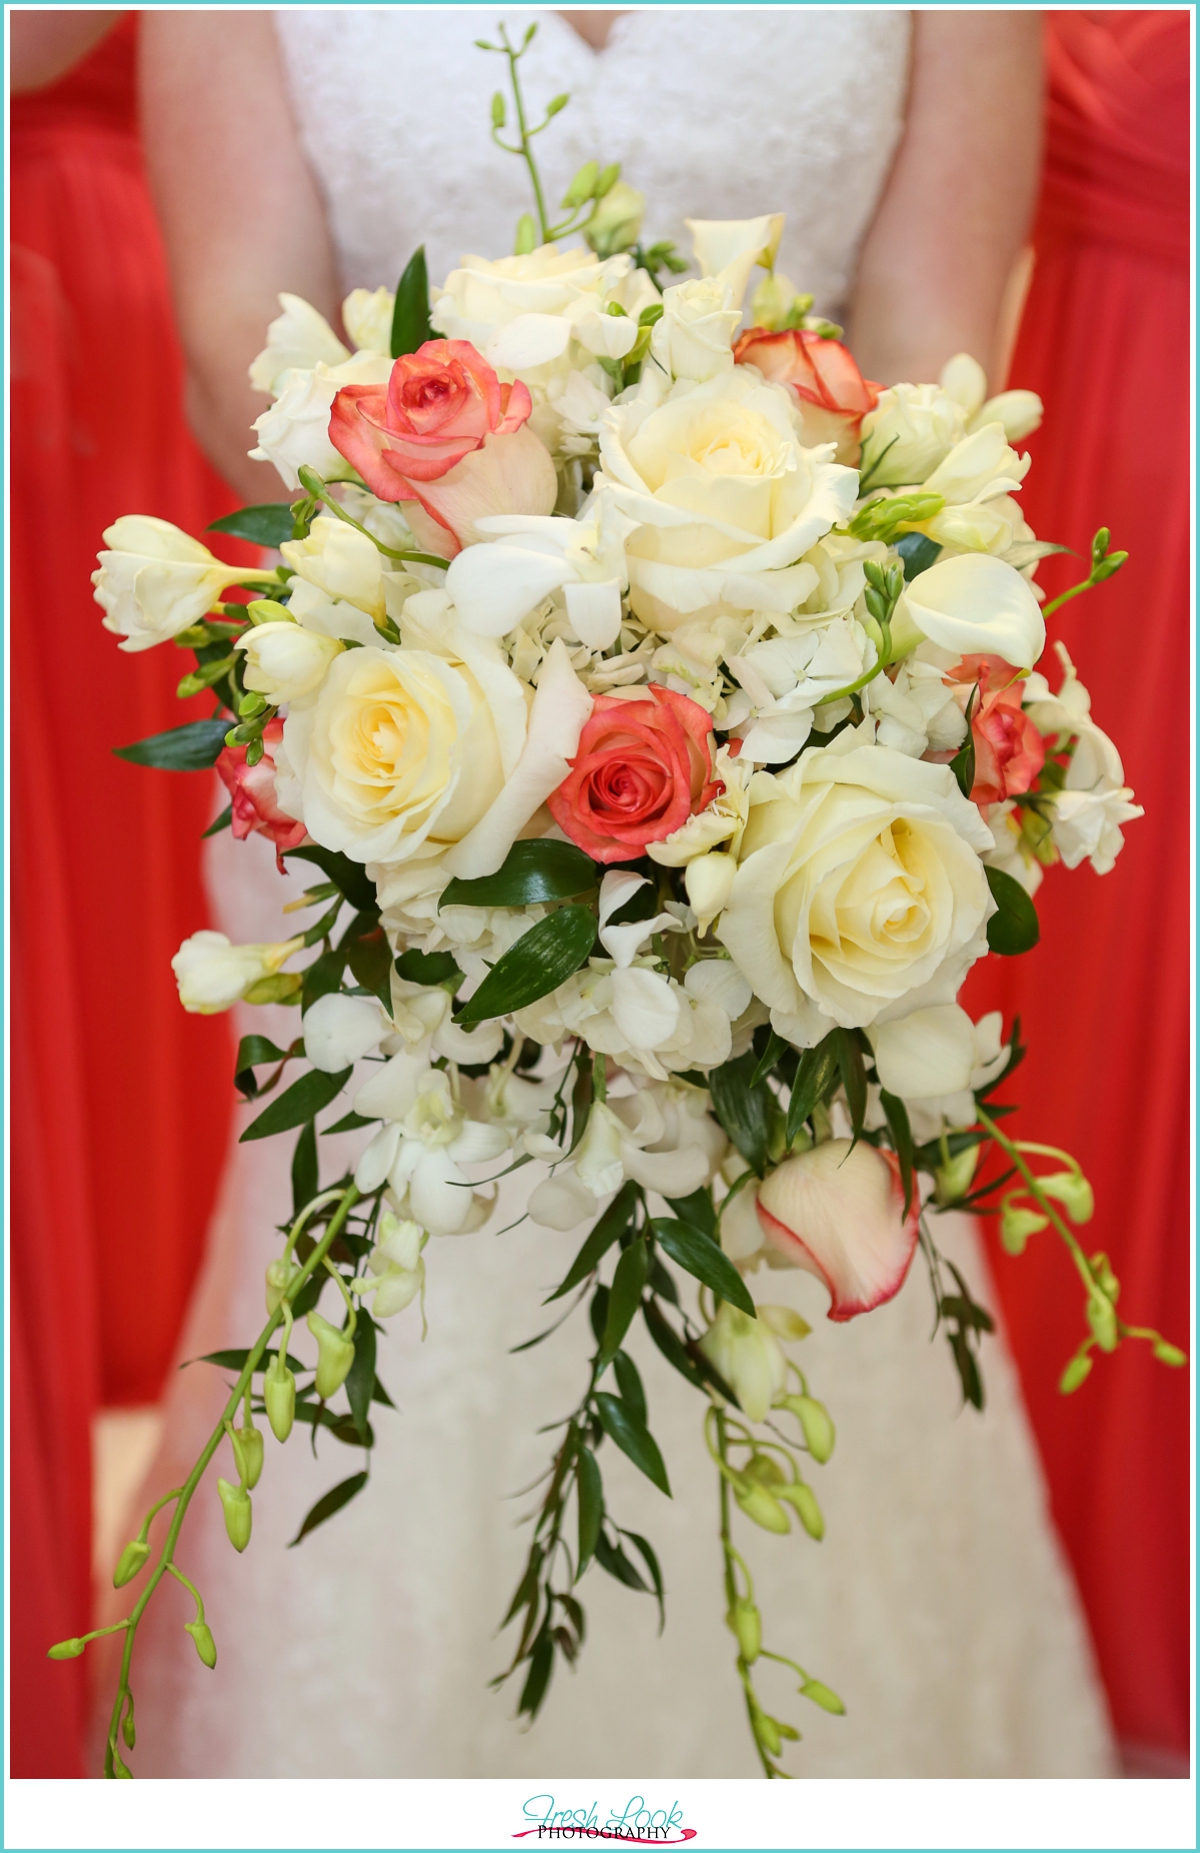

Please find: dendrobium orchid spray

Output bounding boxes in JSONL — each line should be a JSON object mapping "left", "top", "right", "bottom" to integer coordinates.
{"left": 66, "top": 23, "right": 1182, "bottom": 1779}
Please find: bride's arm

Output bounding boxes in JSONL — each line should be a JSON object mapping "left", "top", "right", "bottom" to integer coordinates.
{"left": 846, "top": 12, "right": 1043, "bottom": 390}
{"left": 140, "top": 11, "right": 340, "bottom": 500}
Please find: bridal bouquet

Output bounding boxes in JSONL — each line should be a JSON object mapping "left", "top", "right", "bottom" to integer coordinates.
{"left": 66, "top": 26, "right": 1181, "bottom": 1779}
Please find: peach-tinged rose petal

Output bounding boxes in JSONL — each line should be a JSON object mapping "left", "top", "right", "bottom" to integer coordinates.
{"left": 756, "top": 1140, "right": 919, "bottom": 1321}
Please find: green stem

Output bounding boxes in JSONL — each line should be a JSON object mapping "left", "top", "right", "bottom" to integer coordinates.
{"left": 503, "top": 33, "right": 551, "bottom": 242}
{"left": 294, "top": 467, "right": 449, "bottom": 569}
{"left": 102, "top": 1184, "right": 361, "bottom": 1777}
{"left": 1041, "top": 575, "right": 1099, "bottom": 619}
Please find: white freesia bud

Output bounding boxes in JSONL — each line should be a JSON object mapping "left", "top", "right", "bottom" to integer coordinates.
{"left": 939, "top": 352, "right": 988, "bottom": 416}
{"left": 341, "top": 285, "right": 395, "bottom": 356}
{"left": 686, "top": 213, "right": 786, "bottom": 310}
{"left": 650, "top": 276, "right": 740, "bottom": 382}
{"left": 892, "top": 553, "right": 1046, "bottom": 670}
{"left": 859, "top": 383, "right": 966, "bottom": 487}
{"left": 698, "top": 1301, "right": 787, "bottom": 1422}
{"left": 92, "top": 516, "right": 266, "bottom": 652}
{"left": 236, "top": 621, "right": 343, "bottom": 704}
{"left": 171, "top": 930, "right": 303, "bottom": 1015}
{"left": 301, "top": 992, "right": 387, "bottom": 1073}
{"left": 921, "top": 424, "right": 1030, "bottom": 506}
{"left": 280, "top": 516, "right": 387, "bottom": 620}
{"left": 249, "top": 293, "right": 350, "bottom": 395}
{"left": 684, "top": 851, "right": 737, "bottom": 934}
{"left": 970, "top": 390, "right": 1043, "bottom": 443}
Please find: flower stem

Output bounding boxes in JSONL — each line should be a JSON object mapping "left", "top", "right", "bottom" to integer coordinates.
{"left": 501, "top": 28, "right": 552, "bottom": 243}
{"left": 715, "top": 1408, "right": 777, "bottom": 1779}
{"left": 101, "top": 1184, "right": 360, "bottom": 1777}
{"left": 976, "top": 1106, "right": 1095, "bottom": 1294}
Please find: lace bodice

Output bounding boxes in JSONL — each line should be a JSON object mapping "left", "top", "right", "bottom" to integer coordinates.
{"left": 275, "top": 7, "right": 911, "bottom": 319}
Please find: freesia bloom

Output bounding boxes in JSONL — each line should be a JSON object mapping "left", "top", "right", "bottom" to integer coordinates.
{"left": 1022, "top": 644, "right": 1142, "bottom": 874}
{"left": 330, "top": 339, "right": 557, "bottom": 557}
{"left": 718, "top": 728, "right": 994, "bottom": 1044}
{"left": 92, "top": 516, "right": 272, "bottom": 651}
{"left": 171, "top": 930, "right": 302, "bottom": 1015}
{"left": 946, "top": 655, "right": 1045, "bottom": 805}
{"left": 685, "top": 214, "right": 785, "bottom": 310}
{"left": 547, "top": 685, "right": 719, "bottom": 863}
{"left": 756, "top": 1139, "right": 920, "bottom": 1320}
{"left": 248, "top": 292, "right": 351, "bottom": 396}
{"left": 734, "top": 327, "right": 880, "bottom": 463}
{"left": 216, "top": 720, "right": 307, "bottom": 867}
{"left": 595, "top": 366, "right": 857, "bottom": 633}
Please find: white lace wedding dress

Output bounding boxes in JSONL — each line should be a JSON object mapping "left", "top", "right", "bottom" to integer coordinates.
{"left": 113, "top": 8, "right": 1116, "bottom": 1779}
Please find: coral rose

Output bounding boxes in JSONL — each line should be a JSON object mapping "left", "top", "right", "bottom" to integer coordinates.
{"left": 216, "top": 719, "right": 306, "bottom": 869}
{"left": 329, "top": 338, "right": 556, "bottom": 557}
{"left": 734, "top": 327, "right": 880, "bottom": 463}
{"left": 948, "top": 654, "right": 1046, "bottom": 806}
{"left": 547, "top": 686, "right": 719, "bottom": 864}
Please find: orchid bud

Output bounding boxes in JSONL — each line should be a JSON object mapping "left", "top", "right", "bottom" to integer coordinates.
{"left": 1089, "top": 1251, "right": 1119, "bottom": 1303}
{"left": 217, "top": 1477, "right": 252, "bottom": 1552}
{"left": 307, "top": 1311, "right": 355, "bottom": 1401}
{"left": 1086, "top": 1292, "right": 1118, "bottom": 1353}
{"left": 933, "top": 1143, "right": 979, "bottom": 1207}
{"left": 1154, "top": 1339, "right": 1187, "bottom": 1368}
{"left": 113, "top": 1539, "right": 150, "bottom": 1588}
{"left": 754, "top": 1711, "right": 782, "bottom": 1756}
{"left": 263, "top": 1353, "right": 296, "bottom": 1442}
{"left": 999, "top": 1201, "right": 1048, "bottom": 1256}
{"left": 684, "top": 851, "right": 735, "bottom": 934}
{"left": 47, "top": 1637, "right": 86, "bottom": 1659}
{"left": 1059, "top": 1353, "right": 1093, "bottom": 1394}
{"left": 231, "top": 1422, "right": 264, "bottom": 1490}
{"left": 734, "top": 1479, "right": 790, "bottom": 1534}
{"left": 1039, "top": 1170, "right": 1095, "bottom": 1224}
{"left": 265, "top": 1257, "right": 299, "bottom": 1316}
{"left": 777, "top": 1480, "right": 825, "bottom": 1540}
{"left": 184, "top": 1620, "right": 217, "bottom": 1669}
{"left": 727, "top": 1598, "right": 762, "bottom": 1664}
{"left": 786, "top": 1394, "right": 836, "bottom": 1464}
{"left": 801, "top": 1678, "right": 846, "bottom": 1715}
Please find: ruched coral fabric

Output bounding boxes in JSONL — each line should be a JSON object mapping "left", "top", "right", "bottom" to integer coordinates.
{"left": 11, "top": 18, "right": 239, "bottom": 1775}
{"left": 965, "top": 10, "right": 1191, "bottom": 1764}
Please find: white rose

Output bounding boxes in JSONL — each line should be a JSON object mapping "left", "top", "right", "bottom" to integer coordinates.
{"left": 893, "top": 553, "right": 1046, "bottom": 670}
{"left": 277, "top": 641, "right": 525, "bottom": 866}
{"left": 92, "top": 516, "right": 273, "bottom": 652}
{"left": 171, "top": 930, "right": 301, "bottom": 1015}
{"left": 430, "top": 244, "right": 640, "bottom": 377}
{"left": 249, "top": 293, "right": 350, "bottom": 396}
{"left": 595, "top": 368, "right": 857, "bottom": 633}
{"left": 249, "top": 354, "right": 393, "bottom": 491}
{"left": 236, "top": 621, "right": 343, "bottom": 704}
{"left": 859, "top": 383, "right": 966, "bottom": 488}
{"left": 718, "top": 730, "right": 994, "bottom": 1043}
{"left": 650, "top": 276, "right": 740, "bottom": 383}
{"left": 686, "top": 214, "right": 785, "bottom": 311}
{"left": 341, "top": 286, "right": 394, "bottom": 356}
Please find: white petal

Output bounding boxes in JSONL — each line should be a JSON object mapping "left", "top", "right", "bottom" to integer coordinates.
{"left": 485, "top": 313, "right": 572, "bottom": 371}
{"left": 620, "top": 1140, "right": 710, "bottom": 1199}
{"left": 302, "top": 993, "right": 386, "bottom": 1073}
{"left": 565, "top": 579, "right": 623, "bottom": 651}
{"left": 354, "top": 1051, "right": 425, "bottom": 1122}
{"left": 684, "top": 960, "right": 752, "bottom": 1022}
{"left": 447, "top": 1119, "right": 511, "bottom": 1165}
{"left": 447, "top": 537, "right": 571, "bottom": 637}
{"left": 528, "top": 1170, "right": 596, "bottom": 1231}
{"left": 432, "top": 1014, "right": 506, "bottom": 1064}
{"left": 354, "top": 1123, "right": 401, "bottom": 1195}
{"left": 409, "top": 1148, "right": 474, "bottom": 1234}
{"left": 610, "top": 967, "right": 681, "bottom": 1051}
{"left": 869, "top": 1005, "right": 977, "bottom": 1100}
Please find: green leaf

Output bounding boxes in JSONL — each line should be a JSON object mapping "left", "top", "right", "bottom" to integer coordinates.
{"left": 642, "top": 1299, "right": 708, "bottom": 1393}
{"left": 879, "top": 1090, "right": 914, "bottom": 1217}
{"left": 202, "top": 802, "right": 233, "bottom": 839}
{"left": 394, "top": 948, "right": 461, "bottom": 987}
{"left": 707, "top": 1053, "right": 770, "bottom": 1175}
{"left": 340, "top": 911, "right": 392, "bottom": 1004}
{"left": 439, "top": 839, "right": 597, "bottom": 911}
{"left": 837, "top": 1028, "right": 868, "bottom": 1136}
{"left": 599, "top": 1239, "right": 648, "bottom": 1366}
{"left": 619, "top": 1529, "right": 665, "bottom": 1632}
{"left": 454, "top": 906, "right": 595, "bottom": 1024}
{"left": 546, "top": 1181, "right": 639, "bottom": 1302}
{"left": 785, "top": 1033, "right": 840, "bottom": 1146}
{"left": 287, "top": 1470, "right": 368, "bottom": 1547}
{"left": 208, "top": 504, "right": 295, "bottom": 549}
{"left": 985, "top": 866, "right": 1040, "bottom": 956}
{"left": 291, "top": 1120, "right": 319, "bottom": 1216}
{"left": 664, "top": 1188, "right": 717, "bottom": 1240}
{"left": 234, "top": 1034, "right": 289, "bottom": 1098}
{"left": 345, "top": 1315, "right": 377, "bottom": 1445}
{"left": 390, "top": 245, "right": 432, "bottom": 358}
{"left": 372, "top": 1373, "right": 396, "bottom": 1409}
{"left": 184, "top": 1346, "right": 304, "bottom": 1374}
{"left": 240, "top": 1066, "right": 351, "bottom": 1142}
{"left": 594, "top": 1393, "right": 670, "bottom": 1496}
{"left": 285, "top": 846, "right": 378, "bottom": 914}
{"left": 612, "top": 1351, "right": 646, "bottom": 1426}
{"left": 651, "top": 1217, "right": 756, "bottom": 1318}
{"left": 750, "top": 1028, "right": 788, "bottom": 1089}
{"left": 517, "top": 1629, "right": 554, "bottom": 1719}
{"left": 589, "top": 1284, "right": 610, "bottom": 1347}
{"left": 575, "top": 1446, "right": 603, "bottom": 1579}
{"left": 113, "top": 718, "right": 230, "bottom": 771}
{"left": 301, "top": 946, "right": 346, "bottom": 1015}
{"left": 323, "top": 1110, "right": 378, "bottom": 1135}
{"left": 594, "top": 1530, "right": 650, "bottom": 1592}
{"left": 894, "top": 531, "right": 942, "bottom": 581}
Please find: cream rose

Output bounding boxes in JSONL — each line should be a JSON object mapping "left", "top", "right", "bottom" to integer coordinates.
{"left": 430, "top": 244, "right": 652, "bottom": 379}
{"left": 276, "top": 643, "right": 525, "bottom": 865}
{"left": 594, "top": 368, "right": 857, "bottom": 633}
{"left": 717, "top": 729, "right": 994, "bottom": 1043}
{"left": 649, "top": 276, "right": 740, "bottom": 383}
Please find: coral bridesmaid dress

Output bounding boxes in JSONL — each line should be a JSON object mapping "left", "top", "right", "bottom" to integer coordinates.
{"left": 11, "top": 16, "right": 239, "bottom": 1774}
{"left": 965, "top": 9, "right": 1191, "bottom": 1768}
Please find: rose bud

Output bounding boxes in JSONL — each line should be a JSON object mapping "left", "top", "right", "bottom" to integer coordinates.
{"left": 756, "top": 1140, "right": 920, "bottom": 1322}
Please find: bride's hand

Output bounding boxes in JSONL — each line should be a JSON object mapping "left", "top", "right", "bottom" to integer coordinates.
{"left": 847, "top": 12, "right": 1044, "bottom": 391}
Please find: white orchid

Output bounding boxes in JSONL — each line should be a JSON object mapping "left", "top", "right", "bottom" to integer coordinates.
{"left": 353, "top": 1061, "right": 509, "bottom": 1234}
{"left": 528, "top": 1080, "right": 721, "bottom": 1231}
{"left": 1022, "top": 644, "right": 1142, "bottom": 875}
{"left": 351, "top": 1209, "right": 427, "bottom": 1321}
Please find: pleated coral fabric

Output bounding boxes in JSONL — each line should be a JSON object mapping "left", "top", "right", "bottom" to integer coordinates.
{"left": 10, "top": 17, "right": 239, "bottom": 1774}
{"left": 964, "top": 9, "right": 1191, "bottom": 1764}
